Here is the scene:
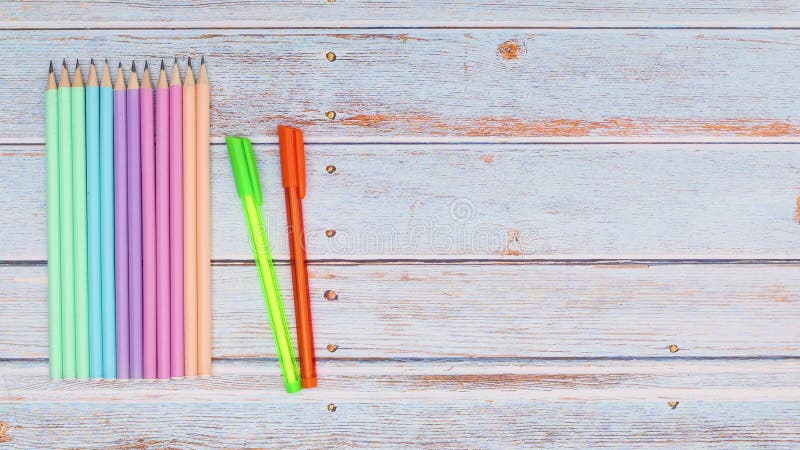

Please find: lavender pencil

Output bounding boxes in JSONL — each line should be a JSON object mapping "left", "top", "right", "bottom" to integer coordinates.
{"left": 113, "top": 63, "right": 129, "bottom": 378}
{"left": 127, "top": 63, "right": 143, "bottom": 379}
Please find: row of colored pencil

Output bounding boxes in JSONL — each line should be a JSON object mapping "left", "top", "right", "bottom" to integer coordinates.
{"left": 45, "top": 58, "right": 210, "bottom": 379}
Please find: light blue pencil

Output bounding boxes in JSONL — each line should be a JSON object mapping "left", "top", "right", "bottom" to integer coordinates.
{"left": 86, "top": 61, "right": 102, "bottom": 378}
{"left": 100, "top": 61, "right": 116, "bottom": 378}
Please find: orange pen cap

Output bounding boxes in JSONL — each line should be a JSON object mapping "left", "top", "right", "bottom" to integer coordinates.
{"left": 277, "top": 125, "right": 306, "bottom": 198}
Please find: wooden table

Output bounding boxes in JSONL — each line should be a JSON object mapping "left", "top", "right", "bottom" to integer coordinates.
{"left": 1, "top": 2, "right": 800, "bottom": 447}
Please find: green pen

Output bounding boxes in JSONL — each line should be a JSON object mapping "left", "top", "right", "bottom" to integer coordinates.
{"left": 226, "top": 136, "right": 302, "bottom": 393}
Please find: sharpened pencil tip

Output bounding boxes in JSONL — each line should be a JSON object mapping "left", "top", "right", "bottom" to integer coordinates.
{"left": 62, "top": 58, "right": 67, "bottom": 67}
{"left": 201, "top": 55, "right": 205, "bottom": 65}
{"left": 144, "top": 60, "right": 149, "bottom": 69}
{"left": 160, "top": 59, "right": 165, "bottom": 70}
{"left": 49, "top": 61, "right": 54, "bottom": 73}
{"left": 187, "top": 56, "right": 192, "bottom": 65}
{"left": 118, "top": 62, "right": 123, "bottom": 68}
{"left": 90, "top": 58, "right": 94, "bottom": 65}
{"left": 75, "top": 59, "right": 80, "bottom": 68}
{"left": 132, "top": 61, "right": 136, "bottom": 72}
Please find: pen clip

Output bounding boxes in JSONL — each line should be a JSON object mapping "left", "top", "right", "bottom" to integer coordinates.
{"left": 243, "top": 138, "right": 263, "bottom": 205}
{"left": 278, "top": 125, "right": 306, "bottom": 199}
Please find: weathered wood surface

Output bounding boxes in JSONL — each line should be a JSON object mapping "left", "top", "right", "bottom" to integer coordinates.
{"left": 3, "top": 264, "right": 799, "bottom": 359}
{"left": 5, "top": 359, "right": 800, "bottom": 396}
{"left": 3, "top": 1, "right": 800, "bottom": 28}
{"left": 3, "top": 30, "right": 800, "bottom": 141}
{"left": 4, "top": 143, "right": 800, "bottom": 261}
{"left": 1, "top": 360, "right": 799, "bottom": 448}
{"left": 3, "top": 4, "right": 800, "bottom": 448}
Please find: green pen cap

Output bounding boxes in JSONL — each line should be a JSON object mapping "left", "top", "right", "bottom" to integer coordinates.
{"left": 225, "top": 136, "right": 262, "bottom": 205}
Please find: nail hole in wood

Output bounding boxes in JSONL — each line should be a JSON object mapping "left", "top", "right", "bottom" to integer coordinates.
{"left": 326, "top": 165, "right": 336, "bottom": 174}
{"left": 326, "top": 111, "right": 337, "bottom": 120}
{"left": 327, "top": 344, "right": 339, "bottom": 352}
{"left": 328, "top": 403, "right": 337, "bottom": 412}
{"left": 668, "top": 344, "right": 679, "bottom": 353}
{"left": 668, "top": 400, "right": 679, "bottom": 409}
{"left": 324, "top": 290, "right": 339, "bottom": 301}
{"left": 325, "top": 229, "right": 336, "bottom": 238}
{"left": 326, "top": 52, "right": 337, "bottom": 62}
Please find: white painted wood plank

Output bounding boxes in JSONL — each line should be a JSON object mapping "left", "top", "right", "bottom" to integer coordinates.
{"left": 3, "top": 30, "right": 800, "bottom": 141}
{"left": 2, "top": 1, "right": 800, "bottom": 28}
{"left": 4, "top": 143, "right": 800, "bottom": 260}
{"left": 2, "top": 264, "right": 799, "bottom": 359}
{"left": 4, "top": 359, "right": 800, "bottom": 401}
{"left": 1, "top": 360, "right": 798, "bottom": 448}
{"left": 0, "top": 359, "right": 798, "bottom": 449}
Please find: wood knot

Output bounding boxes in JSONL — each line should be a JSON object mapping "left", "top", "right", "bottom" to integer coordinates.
{"left": 668, "top": 400, "right": 679, "bottom": 409}
{"left": 498, "top": 39, "right": 525, "bottom": 60}
{"left": 325, "top": 111, "right": 337, "bottom": 120}
{"left": 668, "top": 344, "right": 679, "bottom": 353}
{"left": 324, "top": 290, "right": 339, "bottom": 301}
{"left": 0, "top": 421, "right": 10, "bottom": 443}
{"left": 326, "top": 344, "right": 339, "bottom": 352}
{"left": 326, "top": 165, "right": 336, "bottom": 174}
{"left": 325, "top": 229, "right": 336, "bottom": 238}
{"left": 327, "top": 403, "right": 337, "bottom": 412}
{"left": 326, "top": 52, "right": 337, "bottom": 62}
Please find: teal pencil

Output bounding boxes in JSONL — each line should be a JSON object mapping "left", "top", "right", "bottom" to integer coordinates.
{"left": 46, "top": 63, "right": 62, "bottom": 379}
{"left": 86, "top": 60, "right": 103, "bottom": 378}
{"left": 100, "top": 61, "right": 116, "bottom": 378}
{"left": 58, "top": 61, "right": 76, "bottom": 379}
{"left": 72, "top": 61, "right": 89, "bottom": 379}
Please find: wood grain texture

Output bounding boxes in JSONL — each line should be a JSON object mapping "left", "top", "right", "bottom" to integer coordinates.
{"left": 5, "top": 143, "right": 800, "bottom": 260}
{"left": 5, "top": 359, "right": 800, "bottom": 398}
{"left": 4, "top": 30, "right": 800, "bottom": 141}
{"left": 1, "top": 361, "right": 799, "bottom": 448}
{"left": 2, "top": 1, "right": 800, "bottom": 28}
{"left": 2, "top": 264, "right": 799, "bottom": 359}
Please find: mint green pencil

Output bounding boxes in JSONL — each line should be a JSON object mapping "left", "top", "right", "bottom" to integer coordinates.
{"left": 58, "top": 60, "right": 76, "bottom": 378}
{"left": 46, "top": 63, "right": 62, "bottom": 379}
{"left": 72, "top": 61, "right": 89, "bottom": 379}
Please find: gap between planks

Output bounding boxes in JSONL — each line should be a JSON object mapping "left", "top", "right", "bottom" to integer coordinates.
{"left": 7, "top": 259, "right": 800, "bottom": 267}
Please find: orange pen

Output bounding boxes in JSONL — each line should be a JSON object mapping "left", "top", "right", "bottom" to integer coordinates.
{"left": 277, "top": 125, "right": 317, "bottom": 388}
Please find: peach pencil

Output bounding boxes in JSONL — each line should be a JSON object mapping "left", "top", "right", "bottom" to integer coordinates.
{"left": 196, "top": 57, "right": 211, "bottom": 376}
{"left": 183, "top": 59, "right": 198, "bottom": 377}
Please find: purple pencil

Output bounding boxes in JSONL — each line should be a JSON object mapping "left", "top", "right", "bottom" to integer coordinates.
{"left": 113, "top": 64, "right": 129, "bottom": 379}
{"left": 155, "top": 61, "right": 171, "bottom": 379}
{"left": 169, "top": 61, "right": 185, "bottom": 377}
{"left": 127, "top": 64, "right": 143, "bottom": 379}
{"left": 140, "top": 62, "right": 157, "bottom": 379}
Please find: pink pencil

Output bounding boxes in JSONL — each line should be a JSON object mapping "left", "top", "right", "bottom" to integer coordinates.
{"left": 140, "top": 62, "right": 157, "bottom": 379}
{"left": 155, "top": 61, "right": 171, "bottom": 379}
{"left": 169, "top": 61, "right": 184, "bottom": 377}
